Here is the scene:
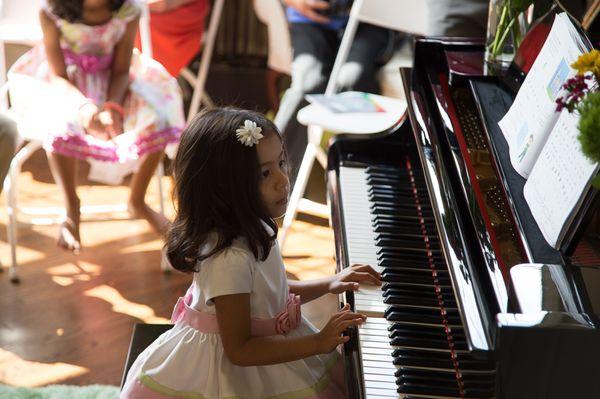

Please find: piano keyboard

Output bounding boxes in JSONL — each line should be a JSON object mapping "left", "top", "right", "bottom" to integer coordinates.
{"left": 339, "top": 164, "right": 495, "bottom": 398}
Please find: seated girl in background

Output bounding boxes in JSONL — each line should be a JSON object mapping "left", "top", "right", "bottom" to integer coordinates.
{"left": 121, "top": 108, "right": 381, "bottom": 398}
{"left": 8, "top": 0, "right": 185, "bottom": 252}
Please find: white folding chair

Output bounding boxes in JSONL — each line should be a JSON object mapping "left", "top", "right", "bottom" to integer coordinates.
{"left": 252, "top": 0, "right": 292, "bottom": 76}
{"left": 0, "top": 0, "right": 171, "bottom": 282}
{"left": 277, "top": 0, "right": 429, "bottom": 248}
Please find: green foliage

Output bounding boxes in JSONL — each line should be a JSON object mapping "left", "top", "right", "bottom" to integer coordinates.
{"left": 577, "top": 91, "right": 600, "bottom": 188}
{"left": 510, "top": 0, "right": 535, "bottom": 15}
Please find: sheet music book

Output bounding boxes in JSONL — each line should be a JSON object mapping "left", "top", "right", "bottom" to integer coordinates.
{"left": 305, "top": 91, "right": 384, "bottom": 113}
{"left": 499, "top": 13, "right": 599, "bottom": 248}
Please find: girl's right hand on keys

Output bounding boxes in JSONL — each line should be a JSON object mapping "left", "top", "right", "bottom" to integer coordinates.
{"left": 315, "top": 304, "right": 366, "bottom": 354}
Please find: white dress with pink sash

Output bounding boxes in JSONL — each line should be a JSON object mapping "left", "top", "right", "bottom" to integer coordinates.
{"left": 121, "top": 234, "right": 345, "bottom": 399}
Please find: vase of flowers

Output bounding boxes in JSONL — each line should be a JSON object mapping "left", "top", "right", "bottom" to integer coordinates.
{"left": 485, "top": 0, "right": 534, "bottom": 73}
{"left": 556, "top": 50, "right": 600, "bottom": 187}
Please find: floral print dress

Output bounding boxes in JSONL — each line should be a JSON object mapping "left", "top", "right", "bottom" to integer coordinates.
{"left": 8, "top": 0, "right": 184, "bottom": 181}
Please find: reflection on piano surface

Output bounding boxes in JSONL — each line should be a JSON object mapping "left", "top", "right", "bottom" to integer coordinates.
{"left": 326, "top": 6, "right": 600, "bottom": 399}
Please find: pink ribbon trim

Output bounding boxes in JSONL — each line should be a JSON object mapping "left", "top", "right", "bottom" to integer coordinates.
{"left": 171, "top": 288, "right": 301, "bottom": 336}
{"left": 63, "top": 48, "right": 113, "bottom": 73}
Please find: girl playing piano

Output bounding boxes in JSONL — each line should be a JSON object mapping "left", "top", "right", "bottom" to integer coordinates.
{"left": 121, "top": 107, "right": 381, "bottom": 399}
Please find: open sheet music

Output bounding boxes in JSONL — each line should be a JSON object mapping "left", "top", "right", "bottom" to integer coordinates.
{"left": 499, "top": 13, "right": 599, "bottom": 248}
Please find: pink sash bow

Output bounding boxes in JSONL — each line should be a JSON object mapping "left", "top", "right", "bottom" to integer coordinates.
{"left": 63, "top": 48, "right": 113, "bottom": 73}
{"left": 171, "top": 288, "right": 301, "bottom": 336}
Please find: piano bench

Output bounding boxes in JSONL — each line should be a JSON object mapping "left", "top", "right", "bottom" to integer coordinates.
{"left": 120, "top": 323, "right": 173, "bottom": 388}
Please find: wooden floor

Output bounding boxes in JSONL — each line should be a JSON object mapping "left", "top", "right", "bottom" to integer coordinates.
{"left": 0, "top": 150, "right": 338, "bottom": 387}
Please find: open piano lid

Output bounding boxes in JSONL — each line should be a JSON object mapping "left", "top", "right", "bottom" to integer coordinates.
{"left": 472, "top": 4, "right": 599, "bottom": 262}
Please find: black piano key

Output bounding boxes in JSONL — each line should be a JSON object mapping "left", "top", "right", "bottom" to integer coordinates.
{"left": 389, "top": 328, "right": 467, "bottom": 351}
{"left": 383, "top": 292, "right": 457, "bottom": 310}
{"left": 373, "top": 224, "right": 432, "bottom": 236}
{"left": 370, "top": 204, "right": 434, "bottom": 217}
{"left": 367, "top": 176, "right": 413, "bottom": 186}
{"left": 398, "top": 380, "right": 462, "bottom": 397}
{"left": 377, "top": 247, "right": 442, "bottom": 257}
{"left": 368, "top": 184, "right": 415, "bottom": 193}
{"left": 392, "top": 349, "right": 493, "bottom": 370}
{"left": 382, "top": 285, "right": 453, "bottom": 297}
{"left": 382, "top": 267, "right": 450, "bottom": 280}
{"left": 398, "top": 369, "right": 495, "bottom": 387}
{"left": 385, "top": 305, "right": 462, "bottom": 325}
{"left": 397, "top": 372, "right": 463, "bottom": 394}
{"left": 373, "top": 223, "right": 436, "bottom": 235}
{"left": 380, "top": 265, "right": 450, "bottom": 277}
{"left": 371, "top": 209, "right": 430, "bottom": 222}
{"left": 383, "top": 293, "right": 458, "bottom": 310}
{"left": 366, "top": 172, "right": 426, "bottom": 183}
{"left": 373, "top": 213, "right": 435, "bottom": 224}
{"left": 393, "top": 349, "right": 457, "bottom": 370}
{"left": 383, "top": 285, "right": 455, "bottom": 301}
{"left": 374, "top": 230, "right": 427, "bottom": 241}
{"left": 381, "top": 270, "right": 452, "bottom": 286}
{"left": 389, "top": 324, "right": 467, "bottom": 344}
{"left": 370, "top": 193, "right": 433, "bottom": 209}
{"left": 392, "top": 348, "right": 494, "bottom": 377}
{"left": 376, "top": 238, "right": 441, "bottom": 251}
{"left": 391, "top": 336, "right": 462, "bottom": 350}
{"left": 365, "top": 165, "right": 406, "bottom": 174}
{"left": 379, "top": 257, "right": 446, "bottom": 268}
{"left": 396, "top": 371, "right": 495, "bottom": 398}
{"left": 368, "top": 187, "right": 430, "bottom": 200}
{"left": 366, "top": 164, "right": 424, "bottom": 176}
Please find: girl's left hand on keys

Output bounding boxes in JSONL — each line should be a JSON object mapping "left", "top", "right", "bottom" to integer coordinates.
{"left": 328, "top": 264, "right": 381, "bottom": 294}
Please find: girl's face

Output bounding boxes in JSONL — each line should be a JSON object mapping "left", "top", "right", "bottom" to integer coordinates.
{"left": 256, "top": 133, "right": 289, "bottom": 219}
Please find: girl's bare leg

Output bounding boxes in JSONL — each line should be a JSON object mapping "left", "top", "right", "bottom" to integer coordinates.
{"left": 128, "top": 151, "right": 169, "bottom": 235}
{"left": 47, "top": 151, "right": 81, "bottom": 253}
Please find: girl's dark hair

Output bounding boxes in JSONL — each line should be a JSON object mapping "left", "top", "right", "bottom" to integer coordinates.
{"left": 166, "top": 107, "right": 283, "bottom": 273}
{"left": 48, "top": 0, "right": 126, "bottom": 23}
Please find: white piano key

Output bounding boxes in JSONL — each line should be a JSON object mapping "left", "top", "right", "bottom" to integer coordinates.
{"left": 360, "top": 340, "right": 394, "bottom": 350}
{"left": 360, "top": 346, "right": 394, "bottom": 356}
{"left": 365, "top": 387, "right": 399, "bottom": 398}
{"left": 362, "top": 360, "right": 397, "bottom": 370}
{"left": 365, "top": 380, "right": 399, "bottom": 390}
{"left": 359, "top": 323, "right": 391, "bottom": 332}
{"left": 364, "top": 372, "right": 397, "bottom": 383}
{"left": 340, "top": 167, "right": 397, "bottom": 397}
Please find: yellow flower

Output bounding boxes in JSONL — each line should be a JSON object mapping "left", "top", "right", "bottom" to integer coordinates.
{"left": 572, "top": 50, "right": 600, "bottom": 76}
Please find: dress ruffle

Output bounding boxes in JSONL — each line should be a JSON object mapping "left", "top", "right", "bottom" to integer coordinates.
{"left": 121, "top": 322, "right": 345, "bottom": 399}
{"left": 7, "top": 0, "right": 185, "bottom": 168}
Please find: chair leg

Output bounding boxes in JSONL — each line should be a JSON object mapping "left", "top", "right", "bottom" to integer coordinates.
{"left": 160, "top": 246, "right": 171, "bottom": 273}
{"left": 186, "top": 0, "right": 224, "bottom": 122}
{"left": 279, "top": 143, "right": 318, "bottom": 250}
{"left": 5, "top": 140, "right": 44, "bottom": 283}
{"left": 6, "top": 153, "right": 20, "bottom": 283}
{"left": 156, "top": 160, "right": 165, "bottom": 216}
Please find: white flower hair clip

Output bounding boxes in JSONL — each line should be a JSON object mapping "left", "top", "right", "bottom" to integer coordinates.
{"left": 236, "top": 120, "right": 264, "bottom": 147}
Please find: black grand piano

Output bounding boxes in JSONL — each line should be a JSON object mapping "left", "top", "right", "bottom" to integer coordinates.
{"left": 327, "top": 6, "right": 600, "bottom": 399}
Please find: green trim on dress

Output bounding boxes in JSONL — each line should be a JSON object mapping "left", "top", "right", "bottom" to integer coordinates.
{"left": 137, "top": 352, "right": 341, "bottom": 399}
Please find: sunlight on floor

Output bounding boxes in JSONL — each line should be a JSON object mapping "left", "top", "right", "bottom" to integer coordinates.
{"left": 0, "top": 348, "right": 88, "bottom": 387}
{"left": 0, "top": 237, "right": 46, "bottom": 267}
{"left": 48, "top": 262, "right": 102, "bottom": 286}
{"left": 120, "top": 238, "right": 164, "bottom": 254}
{"left": 84, "top": 285, "right": 170, "bottom": 324}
